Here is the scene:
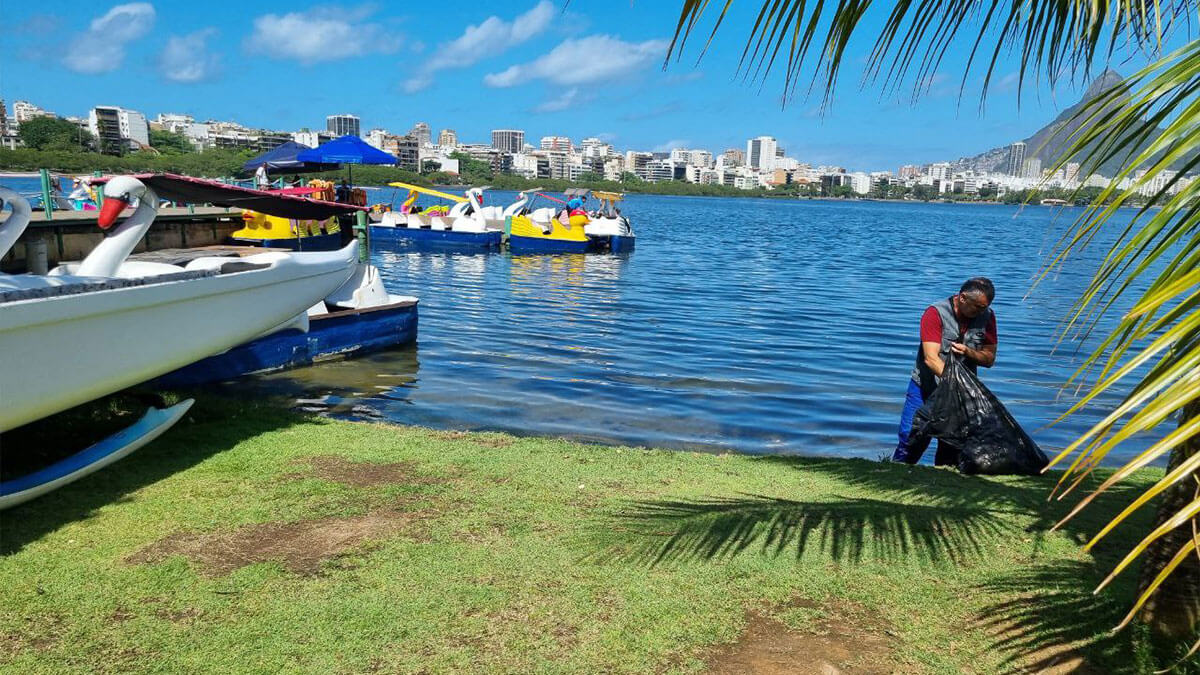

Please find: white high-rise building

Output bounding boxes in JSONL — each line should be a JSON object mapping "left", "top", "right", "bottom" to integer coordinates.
{"left": 746, "top": 136, "right": 778, "bottom": 171}
{"left": 1022, "top": 157, "right": 1043, "bottom": 180}
{"left": 13, "top": 100, "right": 54, "bottom": 124}
{"left": 492, "top": 129, "right": 525, "bottom": 153}
{"left": 293, "top": 130, "right": 334, "bottom": 147}
{"left": 580, "top": 137, "right": 611, "bottom": 158}
{"left": 928, "top": 162, "right": 952, "bottom": 181}
{"left": 326, "top": 114, "right": 361, "bottom": 137}
{"left": 89, "top": 106, "right": 149, "bottom": 150}
{"left": 669, "top": 148, "right": 692, "bottom": 164}
{"left": 540, "top": 135, "right": 572, "bottom": 152}
{"left": 366, "top": 128, "right": 390, "bottom": 150}
{"left": 689, "top": 150, "right": 713, "bottom": 168}
{"left": 409, "top": 122, "right": 431, "bottom": 146}
{"left": 1064, "top": 162, "right": 1082, "bottom": 184}
{"left": 1007, "top": 141, "right": 1027, "bottom": 176}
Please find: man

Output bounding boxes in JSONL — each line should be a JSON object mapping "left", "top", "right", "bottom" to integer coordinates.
{"left": 893, "top": 277, "right": 997, "bottom": 465}
{"left": 254, "top": 164, "right": 270, "bottom": 190}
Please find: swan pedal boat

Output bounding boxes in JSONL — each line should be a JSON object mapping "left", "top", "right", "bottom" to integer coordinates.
{"left": 370, "top": 182, "right": 502, "bottom": 250}
{"left": 0, "top": 175, "right": 393, "bottom": 508}
{"left": 506, "top": 189, "right": 635, "bottom": 254}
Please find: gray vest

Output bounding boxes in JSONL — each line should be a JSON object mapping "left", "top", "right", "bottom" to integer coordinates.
{"left": 911, "top": 296, "right": 993, "bottom": 392}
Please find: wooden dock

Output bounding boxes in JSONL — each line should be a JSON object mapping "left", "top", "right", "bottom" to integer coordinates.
{"left": 0, "top": 207, "right": 246, "bottom": 273}
{"left": 7, "top": 205, "right": 239, "bottom": 229}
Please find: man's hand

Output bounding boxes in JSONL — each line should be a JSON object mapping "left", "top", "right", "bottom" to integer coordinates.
{"left": 949, "top": 342, "right": 997, "bottom": 368}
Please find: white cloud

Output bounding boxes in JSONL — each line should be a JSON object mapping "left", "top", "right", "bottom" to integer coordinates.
{"left": 653, "top": 139, "right": 690, "bottom": 152}
{"left": 403, "top": 1, "right": 554, "bottom": 93}
{"left": 62, "top": 3, "right": 156, "bottom": 74}
{"left": 247, "top": 6, "right": 393, "bottom": 64}
{"left": 993, "top": 71, "right": 1020, "bottom": 93}
{"left": 484, "top": 35, "right": 668, "bottom": 88}
{"left": 535, "top": 87, "right": 593, "bottom": 113}
{"left": 159, "top": 29, "right": 219, "bottom": 83}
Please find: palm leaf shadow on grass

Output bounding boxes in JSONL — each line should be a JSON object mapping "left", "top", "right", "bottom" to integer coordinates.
{"left": 602, "top": 492, "right": 1016, "bottom": 566}
{"left": 594, "top": 456, "right": 1156, "bottom": 669}
{"left": 597, "top": 457, "right": 1148, "bottom": 567}
{"left": 975, "top": 559, "right": 1138, "bottom": 674}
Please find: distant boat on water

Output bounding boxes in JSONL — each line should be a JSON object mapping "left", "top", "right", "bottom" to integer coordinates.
{"left": 1040, "top": 198, "right": 1069, "bottom": 206}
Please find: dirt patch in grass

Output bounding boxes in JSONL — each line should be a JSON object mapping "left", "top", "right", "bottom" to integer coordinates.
{"left": 706, "top": 598, "right": 896, "bottom": 674}
{"left": 289, "top": 455, "right": 443, "bottom": 488}
{"left": 106, "top": 607, "right": 135, "bottom": 624}
{"left": 1, "top": 614, "right": 64, "bottom": 659}
{"left": 126, "top": 510, "right": 425, "bottom": 576}
{"left": 155, "top": 607, "right": 204, "bottom": 625}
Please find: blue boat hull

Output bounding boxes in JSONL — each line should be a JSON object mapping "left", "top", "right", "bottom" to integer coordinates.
{"left": 586, "top": 234, "right": 636, "bottom": 253}
{"left": 1, "top": 400, "right": 194, "bottom": 510}
{"left": 508, "top": 234, "right": 591, "bottom": 254}
{"left": 152, "top": 300, "right": 418, "bottom": 387}
{"left": 370, "top": 226, "right": 502, "bottom": 250}
{"left": 608, "top": 235, "right": 636, "bottom": 253}
{"left": 229, "top": 232, "right": 344, "bottom": 251}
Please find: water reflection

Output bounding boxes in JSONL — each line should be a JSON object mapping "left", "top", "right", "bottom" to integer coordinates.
{"left": 240, "top": 194, "right": 1158, "bottom": 464}
{"left": 227, "top": 346, "right": 421, "bottom": 418}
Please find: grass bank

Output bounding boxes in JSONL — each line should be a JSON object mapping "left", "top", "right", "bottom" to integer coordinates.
{"left": 0, "top": 396, "right": 1176, "bottom": 673}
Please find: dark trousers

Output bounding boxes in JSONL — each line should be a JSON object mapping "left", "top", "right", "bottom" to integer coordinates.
{"left": 892, "top": 379, "right": 960, "bottom": 465}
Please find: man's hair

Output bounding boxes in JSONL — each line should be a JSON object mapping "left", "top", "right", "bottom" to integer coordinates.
{"left": 960, "top": 277, "right": 995, "bottom": 302}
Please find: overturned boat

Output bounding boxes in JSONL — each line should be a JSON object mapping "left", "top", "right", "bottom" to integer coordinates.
{"left": 0, "top": 176, "right": 374, "bottom": 508}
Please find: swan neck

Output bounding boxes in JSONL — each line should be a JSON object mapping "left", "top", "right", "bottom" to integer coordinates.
{"left": 0, "top": 190, "right": 32, "bottom": 260}
{"left": 76, "top": 187, "right": 159, "bottom": 277}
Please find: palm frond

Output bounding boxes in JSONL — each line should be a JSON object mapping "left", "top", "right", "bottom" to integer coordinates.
{"left": 667, "top": 1, "right": 1179, "bottom": 107}
{"left": 667, "top": 0, "right": 1200, "bottom": 640}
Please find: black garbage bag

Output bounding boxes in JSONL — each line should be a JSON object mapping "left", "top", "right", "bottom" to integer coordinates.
{"left": 910, "top": 354, "right": 1049, "bottom": 475}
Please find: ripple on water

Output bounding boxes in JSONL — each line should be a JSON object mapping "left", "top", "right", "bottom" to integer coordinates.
{"left": 242, "top": 194, "right": 1162, "bottom": 465}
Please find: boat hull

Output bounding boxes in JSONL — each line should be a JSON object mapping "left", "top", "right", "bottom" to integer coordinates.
{"left": 587, "top": 234, "right": 636, "bottom": 253}
{"left": 0, "top": 400, "right": 193, "bottom": 510}
{"left": 369, "top": 225, "right": 502, "bottom": 250}
{"left": 509, "top": 233, "right": 591, "bottom": 254}
{"left": 229, "top": 232, "right": 344, "bottom": 251}
{"left": 0, "top": 244, "right": 358, "bottom": 432}
{"left": 151, "top": 299, "right": 418, "bottom": 387}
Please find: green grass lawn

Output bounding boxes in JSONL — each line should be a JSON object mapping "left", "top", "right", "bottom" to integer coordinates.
{"left": 0, "top": 396, "right": 1173, "bottom": 673}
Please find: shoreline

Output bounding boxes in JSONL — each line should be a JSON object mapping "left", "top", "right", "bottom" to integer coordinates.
{"left": 0, "top": 394, "right": 1165, "bottom": 672}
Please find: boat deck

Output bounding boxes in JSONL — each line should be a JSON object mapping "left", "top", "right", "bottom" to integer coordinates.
{"left": 122, "top": 246, "right": 269, "bottom": 266}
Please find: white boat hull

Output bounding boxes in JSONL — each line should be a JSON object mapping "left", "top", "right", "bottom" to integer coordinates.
{"left": 0, "top": 243, "right": 358, "bottom": 432}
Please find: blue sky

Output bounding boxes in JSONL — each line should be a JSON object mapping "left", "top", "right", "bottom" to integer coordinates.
{"left": 0, "top": 1, "right": 1152, "bottom": 170}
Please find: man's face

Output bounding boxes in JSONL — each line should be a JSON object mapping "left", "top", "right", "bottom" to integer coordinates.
{"left": 957, "top": 291, "right": 990, "bottom": 319}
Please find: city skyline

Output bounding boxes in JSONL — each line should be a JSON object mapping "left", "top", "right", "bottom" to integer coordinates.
{"left": 1, "top": 1, "right": 1142, "bottom": 171}
{"left": 3, "top": 95, "right": 1151, "bottom": 199}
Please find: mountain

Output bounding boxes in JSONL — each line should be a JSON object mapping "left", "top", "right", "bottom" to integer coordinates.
{"left": 952, "top": 69, "right": 1185, "bottom": 177}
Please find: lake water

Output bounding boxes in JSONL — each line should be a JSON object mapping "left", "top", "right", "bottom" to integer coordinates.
{"left": 262, "top": 191, "right": 1151, "bottom": 464}
{"left": 0, "top": 178, "right": 1156, "bottom": 464}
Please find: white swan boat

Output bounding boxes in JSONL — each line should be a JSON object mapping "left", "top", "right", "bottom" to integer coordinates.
{"left": 0, "top": 175, "right": 369, "bottom": 508}
{"left": 371, "top": 183, "right": 503, "bottom": 249}
{"left": 579, "top": 190, "right": 636, "bottom": 252}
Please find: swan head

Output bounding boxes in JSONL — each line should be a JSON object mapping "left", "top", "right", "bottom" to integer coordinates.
{"left": 98, "top": 176, "right": 150, "bottom": 229}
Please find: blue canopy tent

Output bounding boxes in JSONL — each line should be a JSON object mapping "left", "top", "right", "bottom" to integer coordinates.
{"left": 297, "top": 135, "right": 397, "bottom": 259}
{"left": 241, "top": 141, "right": 339, "bottom": 176}
{"left": 296, "top": 135, "right": 397, "bottom": 189}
